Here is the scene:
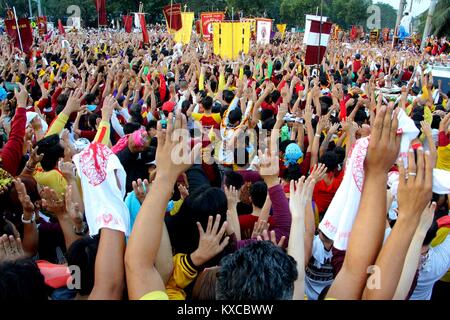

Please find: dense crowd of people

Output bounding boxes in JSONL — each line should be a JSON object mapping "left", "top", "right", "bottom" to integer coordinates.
{"left": 0, "top": 26, "right": 449, "bottom": 301}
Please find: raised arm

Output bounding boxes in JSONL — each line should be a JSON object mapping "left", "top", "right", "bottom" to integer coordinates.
{"left": 125, "top": 111, "right": 201, "bottom": 300}
{"left": 326, "top": 104, "right": 401, "bottom": 300}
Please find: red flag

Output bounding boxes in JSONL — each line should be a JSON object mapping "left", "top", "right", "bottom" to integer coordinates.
{"left": 200, "top": 12, "right": 225, "bottom": 41}
{"left": 304, "top": 20, "right": 332, "bottom": 66}
{"left": 139, "top": 14, "right": 149, "bottom": 44}
{"left": 123, "top": 15, "right": 133, "bottom": 33}
{"left": 350, "top": 26, "right": 358, "bottom": 41}
{"left": 163, "top": 4, "right": 182, "bottom": 31}
{"left": 58, "top": 19, "right": 65, "bottom": 35}
{"left": 94, "top": 0, "right": 108, "bottom": 26}
{"left": 5, "top": 18, "right": 34, "bottom": 53}
{"left": 37, "top": 16, "right": 47, "bottom": 36}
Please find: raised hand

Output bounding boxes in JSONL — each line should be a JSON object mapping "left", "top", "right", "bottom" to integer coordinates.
{"left": 132, "top": 178, "right": 149, "bottom": 204}
{"left": 256, "top": 229, "right": 286, "bottom": 248}
{"left": 224, "top": 185, "right": 239, "bottom": 209}
{"left": 0, "top": 235, "right": 25, "bottom": 262}
{"left": 13, "top": 178, "right": 35, "bottom": 215}
{"left": 41, "top": 187, "right": 65, "bottom": 216}
{"left": 65, "top": 185, "right": 84, "bottom": 228}
{"left": 310, "top": 163, "right": 328, "bottom": 182}
{"left": 14, "top": 82, "right": 28, "bottom": 108}
{"left": 251, "top": 219, "right": 270, "bottom": 239}
{"left": 190, "top": 215, "right": 230, "bottom": 267}
{"left": 289, "top": 176, "right": 316, "bottom": 219}
{"left": 364, "top": 104, "right": 401, "bottom": 175}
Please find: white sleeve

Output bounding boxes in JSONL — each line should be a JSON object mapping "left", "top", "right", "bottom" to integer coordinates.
{"left": 427, "top": 234, "right": 450, "bottom": 280}
{"left": 118, "top": 108, "right": 131, "bottom": 122}
{"left": 111, "top": 112, "right": 125, "bottom": 137}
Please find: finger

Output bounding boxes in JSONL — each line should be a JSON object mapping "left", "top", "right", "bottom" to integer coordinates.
{"left": 424, "top": 150, "right": 433, "bottom": 192}
{"left": 218, "top": 236, "right": 230, "bottom": 251}
{"left": 278, "top": 236, "right": 286, "bottom": 248}
{"left": 216, "top": 221, "right": 228, "bottom": 240}
{"left": 3, "top": 235, "right": 12, "bottom": 255}
{"left": 270, "top": 230, "right": 276, "bottom": 244}
{"left": 407, "top": 147, "right": 416, "bottom": 183}
{"left": 166, "top": 112, "right": 174, "bottom": 138}
{"left": 381, "top": 103, "right": 393, "bottom": 143}
{"left": 397, "top": 156, "right": 406, "bottom": 186}
{"left": 290, "top": 179, "right": 295, "bottom": 197}
{"left": 206, "top": 215, "right": 214, "bottom": 235}
{"left": 212, "top": 214, "right": 221, "bottom": 235}
{"left": 372, "top": 104, "right": 386, "bottom": 141}
{"left": 156, "top": 120, "right": 166, "bottom": 147}
{"left": 415, "top": 147, "right": 425, "bottom": 185}
{"left": 8, "top": 235, "right": 18, "bottom": 254}
{"left": 196, "top": 222, "right": 205, "bottom": 237}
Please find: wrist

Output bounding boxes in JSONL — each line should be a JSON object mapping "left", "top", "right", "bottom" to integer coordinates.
{"left": 190, "top": 250, "right": 207, "bottom": 268}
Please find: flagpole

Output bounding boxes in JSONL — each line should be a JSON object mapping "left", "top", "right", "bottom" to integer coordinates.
{"left": 13, "top": 7, "right": 24, "bottom": 52}
{"left": 317, "top": 0, "right": 323, "bottom": 66}
{"left": 231, "top": 7, "right": 234, "bottom": 60}
{"left": 169, "top": 0, "right": 173, "bottom": 32}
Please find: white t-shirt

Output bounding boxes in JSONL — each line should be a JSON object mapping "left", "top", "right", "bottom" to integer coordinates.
{"left": 400, "top": 15, "right": 412, "bottom": 34}
{"left": 305, "top": 235, "right": 334, "bottom": 300}
{"left": 73, "top": 143, "right": 130, "bottom": 237}
{"left": 410, "top": 234, "right": 450, "bottom": 300}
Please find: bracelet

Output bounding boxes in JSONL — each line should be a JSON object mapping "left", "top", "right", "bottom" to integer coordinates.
{"left": 21, "top": 213, "right": 36, "bottom": 224}
{"left": 315, "top": 134, "right": 321, "bottom": 137}
{"left": 25, "top": 162, "right": 36, "bottom": 171}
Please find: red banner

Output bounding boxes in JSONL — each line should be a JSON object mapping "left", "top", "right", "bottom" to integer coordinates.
{"left": 163, "top": 3, "right": 182, "bottom": 31}
{"left": 200, "top": 12, "right": 225, "bottom": 41}
{"left": 37, "top": 16, "right": 47, "bottom": 36}
{"left": 139, "top": 14, "right": 149, "bottom": 44}
{"left": 94, "top": 0, "right": 107, "bottom": 26}
{"left": 5, "top": 18, "right": 33, "bottom": 53}
{"left": 123, "top": 15, "right": 133, "bottom": 33}
{"left": 58, "top": 19, "right": 65, "bottom": 35}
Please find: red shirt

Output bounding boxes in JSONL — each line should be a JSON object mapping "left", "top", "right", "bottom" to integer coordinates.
{"left": 239, "top": 214, "right": 274, "bottom": 240}
{"left": 313, "top": 170, "right": 345, "bottom": 214}
{"left": 353, "top": 59, "right": 362, "bottom": 74}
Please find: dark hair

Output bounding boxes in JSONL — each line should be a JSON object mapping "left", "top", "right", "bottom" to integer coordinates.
{"left": 262, "top": 118, "right": 276, "bottom": 131}
{"left": 129, "top": 103, "right": 143, "bottom": 125}
{"left": 36, "top": 134, "right": 65, "bottom": 171}
{"left": 66, "top": 236, "right": 99, "bottom": 296}
{"left": 202, "top": 96, "right": 213, "bottom": 111}
{"left": 166, "top": 186, "right": 228, "bottom": 257}
{"left": 88, "top": 113, "right": 100, "bottom": 129}
{"left": 320, "top": 151, "right": 339, "bottom": 173}
{"left": 216, "top": 241, "right": 297, "bottom": 300}
{"left": 146, "top": 120, "right": 157, "bottom": 131}
{"left": 123, "top": 122, "right": 142, "bottom": 135}
{"left": 283, "top": 163, "right": 302, "bottom": 182}
{"left": 228, "top": 108, "right": 242, "bottom": 125}
{"left": 84, "top": 93, "right": 96, "bottom": 104}
{"left": 225, "top": 171, "right": 244, "bottom": 190}
{"left": 250, "top": 181, "right": 268, "bottom": 209}
{"left": 261, "top": 109, "right": 274, "bottom": 122}
{"left": 223, "top": 90, "right": 235, "bottom": 104}
{"left": 0, "top": 258, "right": 48, "bottom": 300}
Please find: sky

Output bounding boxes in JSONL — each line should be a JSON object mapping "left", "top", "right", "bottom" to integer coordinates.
{"left": 374, "top": 0, "right": 431, "bottom": 17}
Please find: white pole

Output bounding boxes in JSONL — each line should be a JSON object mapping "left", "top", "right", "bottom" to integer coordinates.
{"left": 421, "top": 0, "right": 438, "bottom": 50}
{"left": 28, "top": 0, "right": 33, "bottom": 18}
{"left": 37, "top": 0, "right": 42, "bottom": 17}
{"left": 13, "top": 7, "right": 24, "bottom": 52}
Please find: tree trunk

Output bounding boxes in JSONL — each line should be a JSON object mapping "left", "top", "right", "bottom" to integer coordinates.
{"left": 420, "top": 0, "right": 438, "bottom": 50}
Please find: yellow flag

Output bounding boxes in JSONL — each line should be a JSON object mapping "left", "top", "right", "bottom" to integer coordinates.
{"left": 173, "top": 12, "right": 195, "bottom": 45}
{"left": 213, "top": 22, "right": 251, "bottom": 60}
{"left": 276, "top": 24, "right": 287, "bottom": 38}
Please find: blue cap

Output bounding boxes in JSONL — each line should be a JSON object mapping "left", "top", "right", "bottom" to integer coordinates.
{"left": 284, "top": 143, "right": 303, "bottom": 166}
{"left": 86, "top": 104, "right": 97, "bottom": 112}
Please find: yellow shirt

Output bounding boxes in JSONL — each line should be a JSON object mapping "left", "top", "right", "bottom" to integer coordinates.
{"left": 33, "top": 167, "right": 67, "bottom": 198}
{"left": 140, "top": 291, "right": 169, "bottom": 300}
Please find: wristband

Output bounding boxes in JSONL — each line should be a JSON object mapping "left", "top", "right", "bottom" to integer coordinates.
{"left": 21, "top": 213, "right": 36, "bottom": 224}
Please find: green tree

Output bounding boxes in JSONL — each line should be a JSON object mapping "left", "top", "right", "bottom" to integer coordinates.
{"left": 280, "top": 0, "right": 322, "bottom": 28}
{"left": 417, "top": 0, "right": 450, "bottom": 37}
{"left": 377, "top": 3, "right": 397, "bottom": 29}
{"left": 330, "top": 0, "right": 373, "bottom": 30}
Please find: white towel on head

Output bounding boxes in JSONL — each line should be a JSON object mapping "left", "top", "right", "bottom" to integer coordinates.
{"left": 319, "top": 108, "right": 420, "bottom": 250}
{"left": 26, "top": 111, "right": 48, "bottom": 134}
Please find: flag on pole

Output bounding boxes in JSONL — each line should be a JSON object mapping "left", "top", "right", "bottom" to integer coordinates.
{"left": 173, "top": 12, "right": 195, "bottom": 45}
{"left": 123, "top": 15, "right": 133, "bottom": 33}
{"left": 58, "top": 19, "right": 65, "bottom": 35}
{"left": 276, "top": 23, "right": 287, "bottom": 39}
{"left": 256, "top": 18, "right": 272, "bottom": 45}
{"left": 200, "top": 12, "right": 225, "bottom": 41}
{"left": 163, "top": 4, "right": 182, "bottom": 32}
{"left": 37, "top": 16, "right": 48, "bottom": 36}
{"left": 212, "top": 21, "right": 251, "bottom": 60}
{"left": 94, "top": 0, "right": 108, "bottom": 26}
{"left": 139, "top": 14, "right": 149, "bottom": 44}
{"left": 304, "top": 20, "right": 332, "bottom": 66}
{"left": 5, "top": 17, "right": 33, "bottom": 53}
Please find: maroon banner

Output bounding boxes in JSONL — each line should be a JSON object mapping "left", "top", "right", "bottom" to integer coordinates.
{"left": 139, "top": 14, "right": 149, "bottom": 44}
{"left": 37, "top": 16, "right": 48, "bottom": 36}
{"left": 163, "top": 3, "right": 182, "bottom": 31}
{"left": 200, "top": 12, "right": 225, "bottom": 41}
{"left": 58, "top": 19, "right": 66, "bottom": 35}
{"left": 94, "top": 0, "right": 107, "bottom": 26}
{"left": 5, "top": 18, "right": 33, "bottom": 53}
{"left": 304, "top": 20, "right": 332, "bottom": 66}
{"left": 123, "top": 15, "right": 133, "bottom": 33}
